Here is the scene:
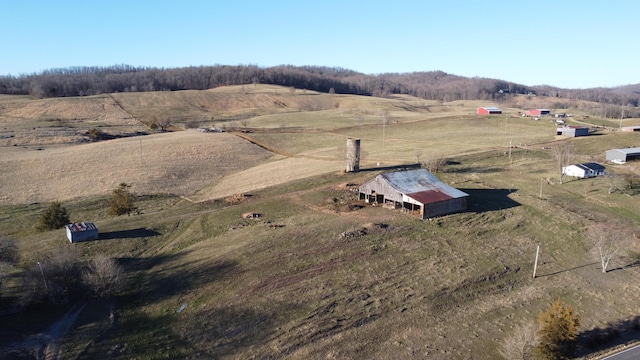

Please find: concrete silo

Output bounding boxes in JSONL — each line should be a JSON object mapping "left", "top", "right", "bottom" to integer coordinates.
{"left": 346, "top": 138, "right": 360, "bottom": 172}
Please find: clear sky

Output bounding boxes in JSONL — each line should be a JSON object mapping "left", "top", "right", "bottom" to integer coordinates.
{"left": 3, "top": 0, "right": 638, "bottom": 89}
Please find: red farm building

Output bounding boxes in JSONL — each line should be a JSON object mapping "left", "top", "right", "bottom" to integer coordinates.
{"left": 525, "top": 109, "right": 551, "bottom": 117}
{"left": 477, "top": 106, "right": 502, "bottom": 115}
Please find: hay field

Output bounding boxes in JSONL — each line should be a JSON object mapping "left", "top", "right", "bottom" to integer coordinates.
{"left": 2, "top": 88, "right": 640, "bottom": 360}
{"left": 0, "top": 131, "right": 274, "bottom": 205}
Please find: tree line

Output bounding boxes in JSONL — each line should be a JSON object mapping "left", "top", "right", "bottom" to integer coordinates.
{"left": 1, "top": 64, "right": 639, "bottom": 113}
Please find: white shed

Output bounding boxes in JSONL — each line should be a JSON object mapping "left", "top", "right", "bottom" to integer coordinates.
{"left": 65, "top": 222, "right": 99, "bottom": 243}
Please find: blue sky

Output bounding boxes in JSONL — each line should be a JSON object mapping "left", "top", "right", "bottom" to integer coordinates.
{"left": 3, "top": 0, "right": 638, "bottom": 89}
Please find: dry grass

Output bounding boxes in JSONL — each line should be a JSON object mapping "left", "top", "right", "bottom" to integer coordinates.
{"left": 0, "top": 131, "right": 273, "bottom": 205}
{"left": 1, "top": 88, "right": 640, "bottom": 360}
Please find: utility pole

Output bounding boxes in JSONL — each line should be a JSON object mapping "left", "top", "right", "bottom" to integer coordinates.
{"left": 533, "top": 245, "right": 540, "bottom": 279}
{"left": 540, "top": 178, "right": 543, "bottom": 199}
{"left": 620, "top": 109, "right": 624, "bottom": 129}
{"left": 509, "top": 139, "right": 513, "bottom": 165}
{"left": 37, "top": 261, "right": 48, "bottom": 292}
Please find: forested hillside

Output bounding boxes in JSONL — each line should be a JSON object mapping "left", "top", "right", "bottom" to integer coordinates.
{"left": 1, "top": 64, "right": 639, "bottom": 117}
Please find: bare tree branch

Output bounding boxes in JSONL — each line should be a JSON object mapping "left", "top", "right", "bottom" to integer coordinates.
{"left": 588, "top": 223, "right": 626, "bottom": 273}
{"left": 553, "top": 142, "right": 575, "bottom": 184}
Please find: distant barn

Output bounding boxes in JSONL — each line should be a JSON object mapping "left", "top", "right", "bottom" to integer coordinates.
{"left": 358, "top": 169, "right": 469, "bottom": 219}
{"left": 557, "top": 125, "right": 589, "bottom": 137}
{"left": 65, "top": 222, "right": 99, "bottom": 243}
{"left": 606, "top": 147, "right": 640, "bottom": 164}
{"left": 477, "top": 106, "right": 502, "bottom": 115}
{"left": 525, "top": 109, "right": 551, "bottom": 117}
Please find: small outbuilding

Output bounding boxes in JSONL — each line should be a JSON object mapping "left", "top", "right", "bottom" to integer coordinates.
{"left": 525, "top": 109, "right": 551, "bottom": 117}
{"left": 65, "top": 222, "right": 99, "bottom": 243}
{"left": 477, "top": 106, "right": 502, "bottom": 115}
{"left": 562, "top": 163, "right": 606, "bottom": 179}
{"left": 606, "top": 147, "right": 640, "bottom": 164}
{"left": 557, "top": 125, "right": 589, "bottom": 137}
{"left": 358, "top": 169, "right": 469, "bottom": 219}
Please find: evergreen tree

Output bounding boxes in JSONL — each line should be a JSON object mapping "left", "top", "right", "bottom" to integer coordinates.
{"left": 536, "top": 299, "right": 581, "bottom": 359}
{"left": 37, "top": 202, "right": 70, "bottom": 231}
{"left": 108, "top": 183, "right": 136, "bottom": 216}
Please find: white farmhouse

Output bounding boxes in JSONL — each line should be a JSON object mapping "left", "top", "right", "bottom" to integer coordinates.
{"left": 562, "top": 162, "right": 606, "bottom": 179}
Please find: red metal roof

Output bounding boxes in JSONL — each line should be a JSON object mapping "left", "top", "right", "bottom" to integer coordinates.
{"left": 378, "top": 169, "right": 469, "bottom": 205}
{"left": 406, "top": 190, "right": 453, "bottom": 204}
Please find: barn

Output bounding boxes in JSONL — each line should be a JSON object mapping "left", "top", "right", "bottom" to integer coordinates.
{"left": 525, "top": 109, "right": 551, "bottom": 117}
{"left": 557, "top": 125, "right": 589, "bottom": 137}
{"left": 562, "top": 163, "right": 606, "bottom": 179}
{"left": 65, "top": 222, "right": 99, "bottom": 243}
{"left": 358, "top": 169, "right": 469, "bottom": 219}
{"left": 621, "top": 126, "right": 640, "bottom": 132}
{"left": 606, "top": 147, "right": 640, "bottom": 164}
{"left": 477, "top": 106, "right": 502, "bottom": 115}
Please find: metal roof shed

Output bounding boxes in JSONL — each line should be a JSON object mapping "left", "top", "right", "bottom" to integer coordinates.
{"left": 359, "top": 169, "right": 469, "bottom": 219}
{"left": 606, "top": 147, "right": 640, "bottom": 164}
{"left": 557, "top": 126, "right": 589, "bottom": 137}
{"left": 65, "top": 222, "right": 99, "bottom": 243}
{"left": 477, "top": 107, "right": 502, "bottom": 115}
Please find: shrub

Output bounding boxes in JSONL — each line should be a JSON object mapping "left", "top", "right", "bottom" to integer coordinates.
{"left": 36, "top": 202, "right": 70, "bottom": 231}
{"left": 108, "top": 183, "right": 136, "bottom": 216}
{"left": 536, "top": 299, "right": 581, "bottom": 359}
{"left": 83, "top": 254, "right": 123, "bottom": 297}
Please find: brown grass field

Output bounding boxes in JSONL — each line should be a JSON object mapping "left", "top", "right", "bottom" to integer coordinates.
{"left": 1, "top": 85, "right": 639, "bottom": 359}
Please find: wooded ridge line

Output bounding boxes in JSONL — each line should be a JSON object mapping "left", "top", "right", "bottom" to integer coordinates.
{"left": 1, "top": 64, "right": 639, "bottom": 110}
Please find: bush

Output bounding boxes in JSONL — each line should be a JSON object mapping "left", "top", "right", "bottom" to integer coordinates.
{"left": 21, "top": 247, "right": 79, "bottom": 307}
{"left": 108, "top": 183, "right": 136, "bottom": 216}
{"left": 83, "top": 255, "right": 124, "bottom": 297}
{"left": 36, "top": 202, "right": 70, "bottom": 231}
{"left": 536, "top": 299, "right": 581, "bottom": 359}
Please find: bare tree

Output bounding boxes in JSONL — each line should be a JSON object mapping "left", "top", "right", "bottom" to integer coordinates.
{"left": 501, "top": 322, "right": 538, "bottom": 360}
{"left": 21, "top": 247, "right": 79, "bottom": 306}
{"left": 414, "top": 149, "right": 423, "bottom": 164}
{"left": 598, "top": 173, "right": 623, "bottom": 194}
{"left": 422, "top": 154, "right": 448, "bottom": 173}
{"left": 381, "top": 110, "right": 390, "bottom": 146}
{"left": 0, "top": 237, "right": 19, "bottom": 303}
{"left": 588, "top": 223, "right": 626, "bottom": 273}
{"left": 83, "top": 255, "right": 124, "bottom": 297}
{"left": 552, "top": 141, "right": 575, "bottom": 184}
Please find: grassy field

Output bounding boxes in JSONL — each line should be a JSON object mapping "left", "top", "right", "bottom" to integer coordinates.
{"left": 0, "top": 86, "right": 639, "bottom": 359}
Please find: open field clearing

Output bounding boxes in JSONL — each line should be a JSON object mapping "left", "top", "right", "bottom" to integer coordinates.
{"left": 1, "top": 88, "right": 639, "bottom": 359}
{"left": 0, "top": 94, "right": 145, "bottom": 146}
{"left": 0, "top": 131, "right": 273, "bottom": 205}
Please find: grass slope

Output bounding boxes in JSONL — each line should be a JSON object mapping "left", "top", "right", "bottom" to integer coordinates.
{"left": 0, "top": 87, "right": 639, "bottom": 360}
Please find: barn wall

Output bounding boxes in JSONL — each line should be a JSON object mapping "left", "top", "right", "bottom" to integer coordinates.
{"left": 423, "top": 198, "right": 467, "bottom": 219}
{"left": 606, "top": 150, "right": 626, "bottom": 162}
{"left": 359, "top": 176, "right": 403, "bottom": 203}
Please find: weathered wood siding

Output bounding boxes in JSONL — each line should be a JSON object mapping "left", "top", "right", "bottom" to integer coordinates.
{"left": 359, "top": 176, "right": 403, "bottom": 203}
{"left": 423, "top": 198, "right": 467, "bottom": 219}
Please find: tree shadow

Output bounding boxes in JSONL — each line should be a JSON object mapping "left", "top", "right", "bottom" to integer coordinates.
{"left": 102, "top": 252, "right": 289, "bottom": 358}
{"left": 359, "top": 163, "right": 422, "bottom": 172}
{"left": 119, "top": 252, "right": 240, "bottom": 306}
{"left": 98, "top": 228, "right": 160, "bottom": 240}
{"left": 461, "top": 188, "right": 521, "bottom": 213}
{"left": 446, "top": 166, "right": 505, "bottom": 174}
{"left": 575, "top": 316, "right": 640, "bottom": 358}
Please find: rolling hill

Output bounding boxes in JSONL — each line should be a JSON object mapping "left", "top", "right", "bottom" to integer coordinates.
{"left": 0, "top": 85, "right": 639, "bottom": 360}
